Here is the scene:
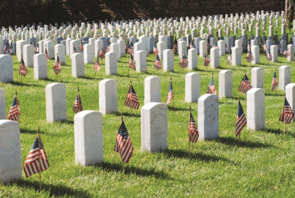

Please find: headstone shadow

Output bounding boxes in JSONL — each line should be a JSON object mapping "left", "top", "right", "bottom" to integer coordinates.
{"left": 10, "top": 180, "right": 91, "bottom": 197}
{"left": 162, "top": 148, "right": 234, "bottom": 164}
{"left": 215, "top": 136, "right": 273, "bottom": 148}
{"left": 168, "top": 106, "right": 189, "bottom": 111}
{"left": 10, "top": 81, "right": 42, "bottom": 87}
{"left": 20, "top": 128, "right": 45, "bottom": 134}
{"left": 264, "top": 127, "right": 295, "bottom": 138}
{"left": 95, "top": 161, "right": 172, "bottom": 180}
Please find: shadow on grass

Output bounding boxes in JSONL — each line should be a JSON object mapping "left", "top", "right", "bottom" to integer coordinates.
{"left": 95, "top": 161, "right": 172, "bottom": 180}
{"left": 60, "top": 120, "right": 74, "bottom": 124}
{"left": 81, "top": 76, "right": 101, "bottom": 80}
{"left": 215, "top": 136, "right": 273, "bottom": 148}
{"left": 265, "top": 93, "right": 284, "bottom": 96}
{"left": 11, "top": 180, "right": 91, "bottom": 197}
{"left": 21, "top": 128, "right": 45, "bottom": 134}
{"left": 263, "top": 127, "right": 295, "bottom": 138}
{"left": 162, "top": 149, "right": 234, "bottom": 164}
{"left": 115, "top": 112, "right": 141, "bottom": 118}
{"left": 168, "top": 106, "right": 189, "bottom": 111}
{"left": 10, "top": 81, "right": 42, "bottom": 87}
{"left": 116, "top": 74, "right": 138, "bottom": 78}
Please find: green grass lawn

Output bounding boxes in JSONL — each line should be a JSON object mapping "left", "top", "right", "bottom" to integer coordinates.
{"left": 1, "top": 29, "right": 295, "bottom": 197}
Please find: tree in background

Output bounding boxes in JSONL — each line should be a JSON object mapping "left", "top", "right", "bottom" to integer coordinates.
{"left": 286, "top": 0, "right": 295, "bottom": 31}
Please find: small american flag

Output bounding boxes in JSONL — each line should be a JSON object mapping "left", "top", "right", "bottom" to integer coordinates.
{"left": 114, "top": 120, "right": 133, "bottom": 163}
{"left": 73, "top": 93, "right": 83, "bottom": 113}
{"left": 124, "top": 85, "right": 140, "bottom": 109}
{"left": 207, "top": 77, "right": 217, "bottom": 95}
{"left": 19, "top": 58, "right": 28, "bottom": 77}
{"left": 263, "top": 44, "right": 267, "bottom": 52}
{"left": 80, "top": 40, "right": 83, "bottom": 52}
{"left": 99, "top": 48, "right": 105, "bottom": 60}
{"left": 172, "top": 38, "right": 177, "bottom": 53}
{"left": 271, "top": 71, "right": 278, "bottom": 91}
{"left": 204, "top": 53, "right": 210, "bottom": 66}
{"left": 129, "top": 54, "right": 136, "bottom": 70}
{"left": 189, "top": 112, "right": 199, "bottom": 143}
{"left": 190, "top": 40, "right": 196, "bottom": 49}
{"left": 166, "top": 81, "right": 174, "bottom": 105}
{"left": 279, "top": 98, "right": 294, "bottom": 124}
{"left": 154, "top": 54, "right": 162, "bottom": 70}
{"left": 53, "top": 56, "right": 62, "bottom": 75}
{"left": 246, "top": 43, "right": 253, "bottom": 62}
{"left": 127, "top": 45, "right": 134, "bottom": 55}
{"left": 45, "top": 49, "right": 49, "bottom": 61}
{"left": 266, "top": 50, "right": 272, "bottom": 61}
{"left": 94, "top": 57, "right": 100, "bottom": 72}
{"left": 180, "top": 55, "right": 188, "bottom": 68}
{"left": 153, "top": 43, "right": 158, "bottom": 55}
{"left": 8, "top": 96, "right": 20, "bottom": 121}
{"left": 24, "top": 137, "right": 49, "bottom": 177}
{"left": 105, "top": 45, "right": 110, "bottom": 52}
{"left": 238, "top": 74, "right": 252, "bottom": 94}
{"left": 283, "top": 49, "right": 290, "bottom": 58}
{"left": 227, "top": 51, "right": 231, "bottom": 64}
{"left": 235, "top": 100, "right": 247, "bottom": 137}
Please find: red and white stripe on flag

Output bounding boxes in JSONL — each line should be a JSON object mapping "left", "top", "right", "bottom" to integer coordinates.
{"left": 24, "top": 149, "right": 49, "bottom": 177}
{"left": 114, "top": 135, "right": 133, "bottom": 163}
{"left": 235, "top": 114, "right": 247, "bottom": 136}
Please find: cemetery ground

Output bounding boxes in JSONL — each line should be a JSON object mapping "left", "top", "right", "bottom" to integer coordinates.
{"left": 1, "top": 36, "right": 295, "bottom": 197}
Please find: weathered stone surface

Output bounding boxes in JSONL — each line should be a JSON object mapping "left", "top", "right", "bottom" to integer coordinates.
{"left": 105, "top": 52, "right": 117, "bottom": 75}
{"left": 279, "top": 65, "right": 291, "bottom": 90}
{"left": 198, "top": 94, "right": 219, "bottom": 140}
{"left": 72, "top": 53, "right": 84, "bottom": 77}
{"left": 163, "top": 49, "right": 174, "bottom": 72}
{"left": 286, "top": 83, "right": 295, "bottom": 121}
{"left": 185, "top": 72, "right": 200, "bottom": 103}
{"left": 0, "top": 55, "right": 13, "bottom": 83}
{"left": 0, "top": 120, "right": 22, "bottom": 184}
{"left": 99, "top": 79, "right": 118, "bottom": 114}
{"left": 45, "top": 83, "right": 67, "bottom": 123}
{"left": 34, "top": 54, "right": 47, "bottom": 80}
{"left": 219, "top": 70, "right": 232, "bottom": 99}
{"left": 251, "top": 67, "right": 264, "bottom": 88}
{"left": 144, "top": 76, "right": 161, "bottom": 104}
{"left": 0, "top": 89, "right": 5, "bottom": 119}
{"left": 141, "top": 102, "right": 168, "bottom": 152}
{"left": 74, "top": 111, "right": 103, "bottom": 166}
{"left": 247, "top": 88, "right": 265, "bottom": 131}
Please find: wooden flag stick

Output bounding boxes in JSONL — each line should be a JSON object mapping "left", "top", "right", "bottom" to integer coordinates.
{"left": 188, "top": 106, "right": 191, "bottom": 157}
{"left": 121, "top": 114, "right": 125, "bottom": 172}
{"left": 37, "top": 127, "right": 42, "bottom": 191}
{"left": 171, "top": 77, "right": 174, "bottom": 109}
{"left": 78, "top": 86, "right": 80, "bottom": 94}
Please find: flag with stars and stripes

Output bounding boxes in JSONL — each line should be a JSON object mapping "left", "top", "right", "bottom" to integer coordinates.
{"left": 279, "top": 98, "right": 294, "bottom": 124}
{"left": 246, "top": 41, "right": 253, "bottom": 62}
{"left": 99, "top": 47, "right": 105, "bottom": 60}
{"left": 127, "top": 43, "right": 134, "bottom": 55}
{"left": 166, "top": 81, "right": 174, "bottom": 105}
{"left": 8, "top": 96, "right": 20, "bottom": 121}
{"left": 204, "top": 53, "right": 210, "bottom": 66}
{"left": 227, "top": 50, "right": 231, "bottom": 64}
{"left": 207, "top": 77, "right": 217, "bottom": 95}
{"left": 154, "top": 54, "right": 162, "bottom": 70}
{"left": 45, "top": 49, "right": 49, "bottom": 61}
{"left": 80, "top": 40, "right": 83, "bottom": 52}
{"left": 189, "top": 112, "right": 199, "bottom": 143}
{"left": 266, "top": 50, "right": 272, "bottom": 61}
{"left": 190, "top": 40, "right": 196, "bottom": 49}
{"left": 73, "top": 93, "right": 83, "bottom": 113}
{"left": 124, "top": 85, "right": 140, "bottom": 109}
{"left": 129, "top": 54, "right": 136, "bottom": 70}
{"left": 153, "top": 43, "right": 158, "bottom": 55}
{"left": 19, "top": 58, "right": 28, "bottom": 77}
{"left": 283, "top": 49, "right": 290, "bottom": 58}
{"left": 114, "top": 121, "right": 133, "bottom": 163}
{"left": 238, "top": 74, "right": 252, "bottom": 94}
{"left": 235, "top": 100, "right": 247, "bottom": 136}
{"left": 105, "top": 45, "right": 110, "bottom": 52}
{"left": 180, "top": 55, "right": 188, "bottom": 69}
{"left": 172, "top": 38, "right": 177, "bottom": 53}
{"left": 94, "top": 56, "right": 100, "bottom": 72}
{"left": 24, "top": 137, "right": 49, "bottom": 177}
{"left": 271, "top": 71, "right": 278, "bottom": 91}
{"left": 53, "top": 56, "right": 62, "bottom": 75}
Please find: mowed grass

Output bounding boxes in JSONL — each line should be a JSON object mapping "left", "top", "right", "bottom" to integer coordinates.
{"left": 1, "top": 28, "right": 295, "bottom": 197}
